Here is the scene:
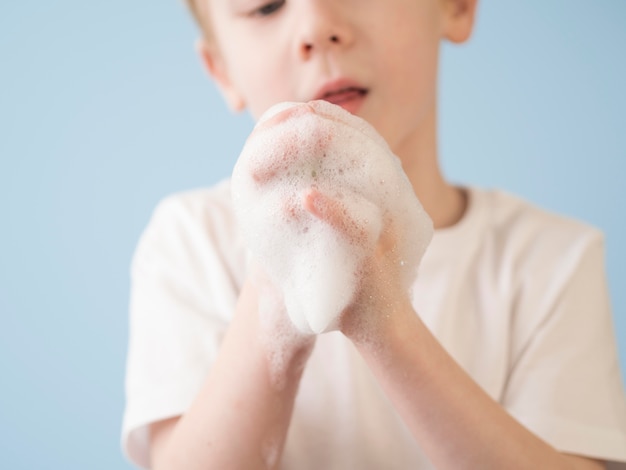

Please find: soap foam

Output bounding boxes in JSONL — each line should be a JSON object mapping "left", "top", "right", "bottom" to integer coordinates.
{"left": 232, "top": 100, "right": 433, "bottom": 334}
{"left": 256, "top": 277, "right": 313, "bottom": 390}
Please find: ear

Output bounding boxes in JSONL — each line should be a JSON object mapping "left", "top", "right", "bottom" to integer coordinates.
{"left": 195, "top": 39, "right": 246, "bottom": 112}
{"left": 440, "top": 0, "right": 479, "bottom": 44}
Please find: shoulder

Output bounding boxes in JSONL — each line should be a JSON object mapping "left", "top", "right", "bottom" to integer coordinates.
{"left": 477, "top": 188, "right": 605, "bottom": 275}
{"left": 473, "top": 188, "right": 607, "bottom": 341}
{"left": 131, "top": 179, "right": 246, "bottom": 283}
{"left": 148, "top": 179, "right": 235, "bottom": 234}
{"left": 485, "top": 188, "right": 603, "bottom": 245}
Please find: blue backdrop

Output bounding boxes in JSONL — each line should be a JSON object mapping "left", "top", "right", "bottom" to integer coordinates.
{"left": 1, "top": 1, "right": 624, "bottom": 468}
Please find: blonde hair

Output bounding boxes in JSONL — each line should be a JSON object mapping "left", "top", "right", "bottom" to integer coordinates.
{"left": 183, "top": 0, "right": 212, "bottom": 40}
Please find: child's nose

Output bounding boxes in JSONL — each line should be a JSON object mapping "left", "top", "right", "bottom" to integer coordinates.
{"left": 302, "top": 34, "right": 338, "bottom": 52}
{"left": 296, "top": 2, "right": 353, "bottom": 60}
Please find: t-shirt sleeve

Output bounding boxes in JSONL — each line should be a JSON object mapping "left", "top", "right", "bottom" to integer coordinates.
{"left": 503, "top": 232, "right": 626, "bottom": 467}
{"left": 121, "top": 191, "right": 244, "bottom": 469}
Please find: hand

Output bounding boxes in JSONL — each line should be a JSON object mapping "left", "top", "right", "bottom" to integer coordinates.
{"left": 302, "top": 187, "right": 415, "bottom": 341}
{"left": 232, "top": 100, "right": 433, "bottom": 336}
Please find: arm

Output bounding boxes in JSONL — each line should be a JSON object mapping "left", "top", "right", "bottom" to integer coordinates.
{"left": 150, "top": 274, "right": 314, "bottom": 470}
{"left": 347, "top": 301, "right": 604, "bottom": 470}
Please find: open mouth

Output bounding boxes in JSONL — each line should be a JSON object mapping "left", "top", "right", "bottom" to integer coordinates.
{"left": 320, "top": 87, "right": 368, "bottom": 105}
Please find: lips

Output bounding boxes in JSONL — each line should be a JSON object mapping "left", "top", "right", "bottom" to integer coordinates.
{"left": 314, "top": 80, "right": 368, "bottom": 113}
{"left": 321, "top": 87, "right": 367, "bottom": 105}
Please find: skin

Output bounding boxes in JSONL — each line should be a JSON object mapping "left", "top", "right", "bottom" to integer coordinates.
{"left": 149, "top": 0, "right": 606, "bottom": 468}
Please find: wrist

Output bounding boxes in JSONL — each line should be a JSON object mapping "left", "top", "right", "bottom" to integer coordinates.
{"left": 233, "top": 275, "right": 316, "bottom": 390}
{"left": 258, "top": 321, "right": 316, "bottom": 390}
{"left": 340, "top": 291, "right": 417, "bottom": 353}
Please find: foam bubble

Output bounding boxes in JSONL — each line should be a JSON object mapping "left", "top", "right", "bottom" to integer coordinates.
{"left": 232, "top": 100, "right": 433, "bottom": 334}
{"left": 261, "top": 435, "right": 280, "bottom": 469}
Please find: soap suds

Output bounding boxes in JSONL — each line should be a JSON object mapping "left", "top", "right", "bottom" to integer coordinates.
{"left": 232, "top": 100, "right": 433, "bottom": 335}
{"left": 257, "top": 284, "right": 313, "bottom": 390}
{"left": 261, "top": 433, "right": 280, "bottom": 469}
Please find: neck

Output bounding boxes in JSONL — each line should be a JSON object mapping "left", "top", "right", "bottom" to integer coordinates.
{"left": 393, "top": 106, "right": 467, "bottom": 230}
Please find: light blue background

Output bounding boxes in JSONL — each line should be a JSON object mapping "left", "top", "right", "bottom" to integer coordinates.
{"left": 1, "top": 1, "right": 624, "bottom": 468}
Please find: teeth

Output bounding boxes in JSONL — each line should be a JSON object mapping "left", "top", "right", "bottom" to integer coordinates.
{"left": 325, "top": 87, "right": 362, "bottom": 98}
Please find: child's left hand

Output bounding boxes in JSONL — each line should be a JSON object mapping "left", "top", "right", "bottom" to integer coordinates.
{"left": 301, "top": 186, "right": 416, "bottom": 340}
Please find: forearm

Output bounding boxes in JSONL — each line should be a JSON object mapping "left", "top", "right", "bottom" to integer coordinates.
{"left": 154, "top": 281, "right": 313, "bottom": 470}
{"left": 348, "top": 304, "right": 603, "bottom": 470}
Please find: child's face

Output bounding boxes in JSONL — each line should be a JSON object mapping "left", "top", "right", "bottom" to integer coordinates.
{"left": 201, "top": 0, "right": 474, "bottom": 152}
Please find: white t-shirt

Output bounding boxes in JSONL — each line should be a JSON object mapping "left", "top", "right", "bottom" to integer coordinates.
{"left": 122, "top": 180, "right": 626, "bottom": 469}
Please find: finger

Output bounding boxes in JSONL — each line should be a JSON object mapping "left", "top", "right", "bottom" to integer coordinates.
{"left": 254, "top": 102, "right": 316, "bottom": 133}
{"left": 247, "top": 105, "right": 317, "bottom": 185}
{"left": 302, "top": 188, "right": 367, "bottom": 243}
{"left": 250, "top": 149, "right": 295, "bottom": 185}
{"left": 307, "top": 100, "right": 389, "bottom": 151}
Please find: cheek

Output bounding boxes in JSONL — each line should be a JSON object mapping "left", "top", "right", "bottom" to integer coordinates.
{"left": 249, "top": 84, "right": 288, "bottom": 121}
{"left": 394, "top": 26, "right": 440, "bottom": 97}
{"left": 234, "top": 49, "right": 293, "bottom": 120}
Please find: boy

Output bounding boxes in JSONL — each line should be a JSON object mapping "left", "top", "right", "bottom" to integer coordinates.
{"left": 122, "top": 0, "right": 626, "bottom": 468}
